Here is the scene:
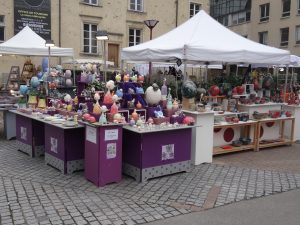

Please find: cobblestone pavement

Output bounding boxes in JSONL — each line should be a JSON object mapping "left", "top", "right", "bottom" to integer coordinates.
{"left": 0, "top": 137, "right": 300, "bottom": 225}
{"left": 214, "top": 144, "right": 300, "bottom": 174}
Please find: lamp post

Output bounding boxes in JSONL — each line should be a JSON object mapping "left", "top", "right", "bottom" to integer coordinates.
{"left": 144, "top": 19, "right": 159, "bottom": 80}
{"left": 96, "top": 30, "right": 109, "bottom": 82}
{"left": 45, "top": 40, "right": 55, "bottom": 95}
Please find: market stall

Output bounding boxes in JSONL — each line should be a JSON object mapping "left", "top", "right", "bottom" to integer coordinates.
{"left": 121, "top": 10, "right": 293, "bottom": 161}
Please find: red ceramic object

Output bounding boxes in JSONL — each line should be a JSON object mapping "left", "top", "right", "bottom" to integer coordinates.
{"left": 209, "top": 85, "right": 220, "bottom": 96}
{"left": 236, "top": 86, "right": 245, "bottom": 95}
{"left": 138, "top": 75, "right": 144, "bottom": 82}
{"left": 88, "top": 116, "right": 96, "bottom": 123}
{"left": 182, "top": 116, "right": 195, "bottom": 125}
{"left": 286, "top": 111, "right": 292, "bottom": 117}
{"left": 223, "top": 128, "right": 234, "bottom": 142}
{"left": 232, "top": 87, "right": 238, "bottom": 95}
{"left": 82, "top": 113, "right": 91, "bottom": 121}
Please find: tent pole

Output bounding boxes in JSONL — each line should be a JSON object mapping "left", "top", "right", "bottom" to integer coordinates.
{"left": 283, "top": 65, "right": 288, "bottom": 102}
{"left": 72, "top": 56, "right": 75, "bottom": 86}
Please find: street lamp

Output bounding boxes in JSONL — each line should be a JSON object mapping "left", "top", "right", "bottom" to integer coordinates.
{"left": 45, "top": 40, "right": 55, "bottom": 95}
{"left": 96, "top": 30, "right": 109, "bottom": 82}
{"left": 144, "top": 20, "right": 159, "bottom": 79}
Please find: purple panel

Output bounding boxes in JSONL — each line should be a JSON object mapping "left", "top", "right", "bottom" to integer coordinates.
{"left": 98, "top": 126, "right": 123, "bottom": 186}
{"left": 85, "top": 125, "right": 123, "bottom": 187}
{"left": 122, "top": 131, "right": 142, "bottom": 168}
{"left": 44, "top": 125, "right": 65, "bottom": 160}
{"left": 16, "top": 114, "right": 33, "bottom": 146}
{"left": 141, "top": 129, "right": 191, "bottom": 168}
{"left": 85, "top": 127, "right": 99, "bottom": 186}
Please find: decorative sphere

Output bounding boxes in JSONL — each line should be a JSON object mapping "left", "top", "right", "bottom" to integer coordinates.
{"left": 65, "top": 70, "right": 72, "bottom": 78}
{"left": 30, "top": 77, "right": 40, "bottom": 88}
{"left": 19, "top": 85, "right": 28, "bottom": 95}
{"left": 181, "top": 80, "right": 197, "bottom": 99}
{"left": 145, "top": 84, "right": 162, "bottom": 106}
{"left": 65, "top": 79, "right": 73, "bottom": 87}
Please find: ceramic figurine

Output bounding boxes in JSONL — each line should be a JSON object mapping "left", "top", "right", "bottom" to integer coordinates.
{"left": 115, "top": 73, "right": 121, "bottom": 82}
{"left": 131, "top": 109, "right": 139, "bottom": 121}
{"left": 64, "top": 70, "right": 72, "bottom": 87}
{"left": 99, "top": 113, "right": 107, "bottom": 124}
{"left": 172, "top": 99, "right": 179, "bottom": 110}
{"left": 161, "top": 78, "right": 168, "bottom": 100}
{"left": 129, "top": 118, "right": 135, "bottom": 126}
{"left": 167, "top": 88, "right": 173, "bottom": 110}
{"left": 103, "top": 90, "right": 113, "bottom": 104}
{"left": 145, "top": 83, "right": 162, "bottom": 106}
{"left": 136, "top": 101, "right": 142, "bottom": 109}
{"left": 110, "top": 102, "right": 118, "bottom": 114}
{"left": 93, "top": 93, "right": 102, "bottom": 115}
{"left": 116, "top": 89, "right": 123, "bottom": 98}
{"left": 123, "top": 74, "right": 130, "bottom": 82}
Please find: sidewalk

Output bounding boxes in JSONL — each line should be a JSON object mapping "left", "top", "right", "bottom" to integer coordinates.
{"left": 146, "top": 188, "right": 300, "bottom": 225}
{"left": 0, "top": 117, "right": 300, "bottom": 225}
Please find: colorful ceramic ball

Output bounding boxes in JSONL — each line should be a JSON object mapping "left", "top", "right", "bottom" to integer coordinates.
{"left": 82, "top": 113, "right": 91, "bottom": 121}
{"left": 88, "top": 116, "right": 96, "bottom": 123}
{"left": 19, "top": 85, "right": 28, "bottom": 95}
{"left": 181, "top": 80, "right": 197, "bottom": 99}
{"left": 30, "top": 77, "right": 40, "bottom": 88}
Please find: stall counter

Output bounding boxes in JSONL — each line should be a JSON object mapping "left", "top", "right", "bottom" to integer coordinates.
{"left": 122, "top": 125, "right": 193, "bottom": 182}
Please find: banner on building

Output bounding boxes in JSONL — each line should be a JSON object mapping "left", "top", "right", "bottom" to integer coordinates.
{"left": 14, "top": 0, "right": 51, "bottom": 39}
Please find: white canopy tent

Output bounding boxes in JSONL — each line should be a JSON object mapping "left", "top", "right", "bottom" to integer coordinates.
{"left": 0, "top": 26, "right": 73, "bottom": 57}
{"left": 121, "top": 10, "right": 290, "bottom": 65}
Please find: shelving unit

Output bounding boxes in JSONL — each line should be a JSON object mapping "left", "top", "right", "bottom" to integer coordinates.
{"left": 5, "top": 66, "right": 20, "bottom": 91}
{"left": 20, "top": 62, "right": 35, "bottom": 84}
{"left": 213, "top": 120, "right": 258, "bottom": 155}
{"left": 256, "top": 117, "right": 295, "bottom": 151}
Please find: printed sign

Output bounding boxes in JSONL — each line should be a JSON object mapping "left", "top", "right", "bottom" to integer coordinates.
{"left": 14, "top": 0, "right": 51, "bottom": 39}
{"left": 86, "top": 126, "right": 97, "bottom": 144}
{"left": 106, "top": 143, "right": 117, "bottom": 159}
{"left": 105, "top": 129, "right": 118, "bottom": 141}
{"left": 50, "top": 137, "right": 58, "bottom": 153}
{"left": 162, "top": 144, "right": 175, "bottom": 161}
{"left": 20, "top": 126, "right": 27, "bottom": 140}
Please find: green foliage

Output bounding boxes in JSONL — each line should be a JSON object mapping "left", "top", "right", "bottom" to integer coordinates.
{"left": 209, "top": 72, "right": 243, "bottom": 87}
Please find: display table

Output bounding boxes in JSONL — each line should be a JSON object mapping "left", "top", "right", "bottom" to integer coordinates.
{"left": 11, "top": 110, "right": 44, "bottom": 157}
{"left": 213, "top": 120, "right": 258, "bottom": 155}
{"left": 122, "top": 125, "right": 192, "bottom": 182}
{"left": 82, "top": 122, "right": 123, "bottom": 187}
{"left": 282, "top": 105, "right": 300, "bottom": 142}
{"left": 256, "top": 117, "right": 295, "bottom": 151}
{"left": 1, "top": 108, "right": 16, "bottom": 140}
{"left": 10, "top": 110, "right": 85, "bottom": 174}
{"left": 183, "top": 110, "right": 214, "bottom": 165}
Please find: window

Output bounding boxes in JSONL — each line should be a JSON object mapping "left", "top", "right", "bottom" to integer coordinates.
{"left": 297, "top": 0, "right": 300, "bottom": 14}
{"left": 260, "top": 3, "right": 270, "bottom": 22}
{"left": 259, "top": 31, "right": 268, "bottom": 45}
{"left": 129, "top": 28, "right": 141, "bottom": 46}
{"left": 83, "top": 23, "right": 97, "bottom": 54}
{"left": 282, "top": 0, "right": 290, "bottom": 17}
{"left": 231, "top": 11, "right": 249, "bottom": 25}
{"left": 0, "top": 15, "right": 4, "bottom": 42}
{"left": 129, "top": 0, "right": 143, "bottom": 12}
{"left": 190, "top": 3, "right": 201, "bottom": 17}
{"left": 296, "top": 26, "right": 300, "bottom": 44}
{"left": 82, "top": 0, "right": 98, "bottom": 5}
{"left": 280, "top": 27, "right": 289, "bottom": 47}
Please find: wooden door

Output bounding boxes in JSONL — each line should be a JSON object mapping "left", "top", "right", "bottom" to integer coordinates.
{"left": 108, "top": 44, "right": 119, "bottom": 68}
